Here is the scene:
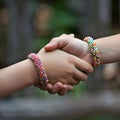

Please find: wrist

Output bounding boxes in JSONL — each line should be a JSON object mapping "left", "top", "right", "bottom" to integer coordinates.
{"left": 28, "top": 53, "right": 48, "bottom": 86}
{"left": 81, "top": 41, "right": 94, "bottom": 66}
{"left": 25, "top": 59, "right": 39, "bottom": 85}
{"left": 84, "top": 37, "right": 100, "bottom": 67}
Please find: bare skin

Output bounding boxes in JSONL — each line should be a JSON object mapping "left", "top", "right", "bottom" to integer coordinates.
{"left": 44, "top": 33, "right": 120, "bottom": 94}
{"left": 45, "top": 34, "right": 120, "bottom": 65}
{"left": 0, "top": 49, "right": 93, "bottom": 98}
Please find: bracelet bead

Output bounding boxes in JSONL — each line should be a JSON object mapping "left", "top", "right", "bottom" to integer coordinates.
{"left": 27, "top": 53, "right": 48, "bottom": 86}
{"left": 84, "top": 36, "right": 100, "bottom": 67}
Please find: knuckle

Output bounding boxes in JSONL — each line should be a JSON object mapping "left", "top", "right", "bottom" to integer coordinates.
{"left": 62, "top": 33, "right": 67, "bottom": 36}
{"left": 67, "top": 56, "right": 75, "bottom": 64}
{"left": 67, "top": 69, "right": 74, "bottom": 76}
{"left": 51, "top": 37, "right": 58, "bottom": 42}
{"left": 69, "top": 33, "right": 74, "bottom": 37}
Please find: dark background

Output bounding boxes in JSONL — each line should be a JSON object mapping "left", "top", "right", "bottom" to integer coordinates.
{"left": 0, "top": 0, "right": 120, "bottom": 120}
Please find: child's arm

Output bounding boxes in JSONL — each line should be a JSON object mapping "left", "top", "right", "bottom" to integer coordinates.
{"left": 95, "top": 34, "right": 120, "bottom": 64}
{"left": 0, "top": 49, "right": 93, "bottom": 98}
{"left": 45, "top": 34, "right": 120, "bottom": 65}
{"left": 0, "top": 59, "right": 37, "bottom": 98}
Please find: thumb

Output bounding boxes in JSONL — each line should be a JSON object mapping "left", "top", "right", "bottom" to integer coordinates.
{"left": 68, "top": 34, "right": 74, "bottom": 38}
{"left": 60, "top": 33, "right": 74, "bottom": 38}
{"left": 45, "top": 34, "right": 74, "bottom": 51}
{"left": 44, "top": 39, "right": 59, "bottom": 51}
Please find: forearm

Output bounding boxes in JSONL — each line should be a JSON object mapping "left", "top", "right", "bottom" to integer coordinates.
{"left": 95, "top": 34, "right": 120, "bottom": 64}
{"left": 0, "top": 59, "right": 38, "bottom": 98}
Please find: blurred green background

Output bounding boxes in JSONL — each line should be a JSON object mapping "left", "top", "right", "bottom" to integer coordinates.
{"left": 0, "top": 0, "right": 120, "bottom": 120}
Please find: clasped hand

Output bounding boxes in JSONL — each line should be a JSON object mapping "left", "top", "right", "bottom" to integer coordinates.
{"left": 37, "top": 34, "right": 93, "bottom": 95}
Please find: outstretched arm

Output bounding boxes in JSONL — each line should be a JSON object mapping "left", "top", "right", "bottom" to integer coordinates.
{"left": 95, "top": 34, "right": 120, "bottom": 64}
{"left": 0, "top": 59, "right": 38, "bottom": 98}
{"left": 0, "top": 49, "right": 93, "bottom": 98}
{"left": 45, "top": 34, "right": 120, "bottom": 65}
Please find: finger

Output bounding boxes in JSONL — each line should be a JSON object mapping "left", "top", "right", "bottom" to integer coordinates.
{"left": 48, "top": 82, "right": 63, "bottom": 94}
{"left": 74, "top": 56, "right": 94, "bottom": 74}
{"left": 45, "top": 83, "right": 53, "bottom": 90}
{"left": 58, "top": 84, "right": 68, "bottom": 96}
{"left": 44, "top": 37, "right": 65, "bottom": 51}
{"left": 68, "top": 34, "right": 75, "bottom": 38}
{"left": 65, "top": 77, "right": 79, "bottom": 86}
{"left": 48, "top": 89, "right": 56, "bottom": 94}
{"left": 52, "top": 82, "right": 64, "bottom": 93}
{"left": 38, "top": 85, "right": 48, "bottom": 90}
{"left": 66, "top": 84, "right": 74, "bottom": 91}
{"left": 57, "top": 84, "right": 73, "bottom": 96}
{"left": 44, "top": 40, "right": 58, "bottom": 51}
{"left": 44, "top": 34, "right": 74, "bottom": 51}
{"left": 38, "top": 83, "right": 53, "bottom": 91}
{"left": 62, "top": 84, "right": 74, "bottom": 91}
{"left": 60, "top": 33, "right": 74, "bottom": 38}
{"left": 48, "top": 88, "right": 57, "bottom": 94}
{"left": 44, "top": 35, "right": 64, "bottom": 51}
{"left": 73, "top": 68, "right": 88, "bottom": 81}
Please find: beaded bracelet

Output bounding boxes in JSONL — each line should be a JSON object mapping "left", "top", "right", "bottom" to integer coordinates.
{"left": 27, "top": 53, "right": 48, "bottom": 86}
{"left": 84, "top": 36, "right": 100, "bottom": 68}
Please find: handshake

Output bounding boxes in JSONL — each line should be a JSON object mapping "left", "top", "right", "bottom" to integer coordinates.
{"left": 0, "top": 33, "right": 119, "bottom": 98}
{"left": 34, "top": 34, "right": 95, "bottom": 95}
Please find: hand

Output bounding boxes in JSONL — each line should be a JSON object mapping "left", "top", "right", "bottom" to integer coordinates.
{"left": 37, "top": 48, "right": 93, "bottom": 95}
{"left": 45, "top": 34, "right": 93, "bottom": 65}
{"left": 44, "top": 34, "right": 94, "bottom": 95}
{"left": 39, "top": 82, "right": 73, "bottom": 95}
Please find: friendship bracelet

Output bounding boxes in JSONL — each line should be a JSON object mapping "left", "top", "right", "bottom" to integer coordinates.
{"left": 27, "top": 53, "right": 48, "bottom": 86}
{"left": 84, "top": 36, "right": 100, "bottom": 68}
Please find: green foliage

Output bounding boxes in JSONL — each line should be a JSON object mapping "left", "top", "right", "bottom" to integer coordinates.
{"left": 35, "top": 1, "right": 78, "bottom": 50}
{"left": 68, "top": 82, "right": 87, "bottom": 97}
{"left": 48, "top": 9, "right": 77, "bottom": 36}
{"left": 0, "top": 0, "right": 4, "bottom": 8}
{"left": 34, "top": 37, "right": 50, "bottom": 50}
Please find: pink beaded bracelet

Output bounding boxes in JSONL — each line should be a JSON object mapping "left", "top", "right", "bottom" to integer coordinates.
{"left": 27, "top": 53, "right": 48, "bottom": 86}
